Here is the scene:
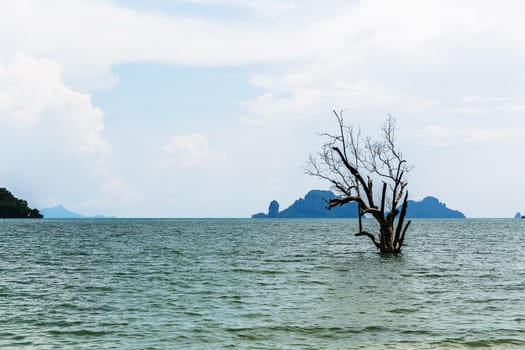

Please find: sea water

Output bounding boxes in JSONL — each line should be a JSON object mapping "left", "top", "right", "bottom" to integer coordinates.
{"left": 0, "top": 219, "right": 524, "bottom": 349}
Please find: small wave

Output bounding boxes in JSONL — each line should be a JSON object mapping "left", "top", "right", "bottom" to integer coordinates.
{"left": 83, "top": 285, "right": 115, "bottom": 292}
{"left": 225, "top": 325, "right": 361, "bottom": 336}
{"left": 362, "top": 325, "right": 389, "bottom": 332}
{"left": 388, "top": 307, "right": 419, "bottom": 314}
{"left": 399, "top": 329, "right": 437, "bottom": 336}
{"left": 34, "top": 320, "right": 84, "bottom": 328}
{"left": 463, "top": 338, "right": 525, "bottom": 347}
{"left": 229, "top": 268, "right": 283, "bottom": 275}
{"left": 430, "top": 337, "right": 525, "bottom": 348}
{"left": 47, "top": 329, "right": 113, "bottom": 337}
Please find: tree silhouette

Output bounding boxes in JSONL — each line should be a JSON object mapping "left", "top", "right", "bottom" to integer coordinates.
{"left": 307, "top": 111, "right": 411, "bottom": 253}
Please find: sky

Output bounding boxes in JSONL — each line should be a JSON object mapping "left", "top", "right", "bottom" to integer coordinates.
{"left": 1, "top": 0, "right": 524, "bottom": 218}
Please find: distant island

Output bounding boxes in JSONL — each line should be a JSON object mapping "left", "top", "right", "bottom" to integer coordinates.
{"left": 252, "top": 190, "right": 466, "bottom": 219}
{"left": 253, "top": 190, "right": 359, "bottom": 219}
{"left": 0, "top": 188, "right": 43, "bottom": 218}
{"left": 40, "top": 205, "right": 113, "bottom": 219}
{"left": 405, "top": 196, "right": 465, "bottom": 218}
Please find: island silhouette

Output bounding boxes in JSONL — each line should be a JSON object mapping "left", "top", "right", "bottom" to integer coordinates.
{"left": 0, "top": 188, "right": 42, "bottom": 218}
{"left": 252, "top": 190, "right": 466, "bottom": 219}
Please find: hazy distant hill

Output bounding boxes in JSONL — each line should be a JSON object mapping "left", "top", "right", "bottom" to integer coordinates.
{"left": 40, "top": 205, "right": 112, "bottom": 219}
{"left": 0, "top": 188, "right": 42, "bottom": 218}
{"left": 252, "top": 190, "right": 466, "bottom": 219}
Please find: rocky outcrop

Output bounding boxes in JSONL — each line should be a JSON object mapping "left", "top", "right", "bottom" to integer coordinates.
{"left": 268, "top": 200, "right": 279, "bottom": 218}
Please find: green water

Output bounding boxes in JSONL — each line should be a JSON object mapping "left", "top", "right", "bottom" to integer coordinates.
{"left": 1, "top": 219, "right": 524, "bottom": 349}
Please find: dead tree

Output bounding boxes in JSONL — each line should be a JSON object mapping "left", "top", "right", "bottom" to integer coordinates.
{"left": 307, "top": 111, "right": 411, "bottom": 253}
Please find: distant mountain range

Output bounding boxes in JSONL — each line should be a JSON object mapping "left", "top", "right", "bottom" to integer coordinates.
{"left": 252, "top": 190, "right": 466, "bottom": 219}
{"left": 40, "top": 205, "right": 113, "bottom": 219}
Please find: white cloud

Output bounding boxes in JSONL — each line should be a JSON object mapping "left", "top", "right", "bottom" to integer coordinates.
{"left": 0, "top": 0, "right": 350, "bottom": 91}
{"left": 188, "top": 0, "right": 352, "bottom": 20}
{"left": 415, "top": 125, "right": 525, "bottom": 145}
{"left": 503, "top": 104, "right": 525, "bottom": 113}
{"left": 459, "top": 96, "right": 511, "bottom": 104}
{"left": 163, "top": 133, "right": 226, "bottom": 168}
{"left": 0, "top": 53, "right": 134, "bottom": 213}
{"left": 123, "top": 132, "right": 232, "bottom": 217}
{"left": 0, "top": 53, "right": 109, "bottom": 156}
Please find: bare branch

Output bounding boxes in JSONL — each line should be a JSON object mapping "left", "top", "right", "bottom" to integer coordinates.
{"left": 306, "top": 111, "right": 412, "bottom": 253}
{"left": 355, "top": 231, "right": 381, "bottom": 248}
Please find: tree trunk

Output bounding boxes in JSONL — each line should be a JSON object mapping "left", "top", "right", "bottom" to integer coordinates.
{"left": 379, "top": 225, "right": 394, "bottom": 253}
{"left": 355, "top": 195, "right": 410, "bottom": 253}
{"left": 308, "top": 113, "right": 412, "bottom": 253}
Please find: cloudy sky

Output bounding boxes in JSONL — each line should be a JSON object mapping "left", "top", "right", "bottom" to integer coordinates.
{"left": 1, "top": 0, "right": 524, "bottom": 218}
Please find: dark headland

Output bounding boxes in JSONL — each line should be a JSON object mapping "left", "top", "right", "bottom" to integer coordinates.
{"left": 252, "top": 190, "right": 466, "bottom": 219}
{"left": 0, "top": 188, "right": 43, "bottom": 218}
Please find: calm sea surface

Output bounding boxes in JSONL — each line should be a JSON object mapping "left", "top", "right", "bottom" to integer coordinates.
{"left": 1, "top": 219, "right": 524, "bottom": 349}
